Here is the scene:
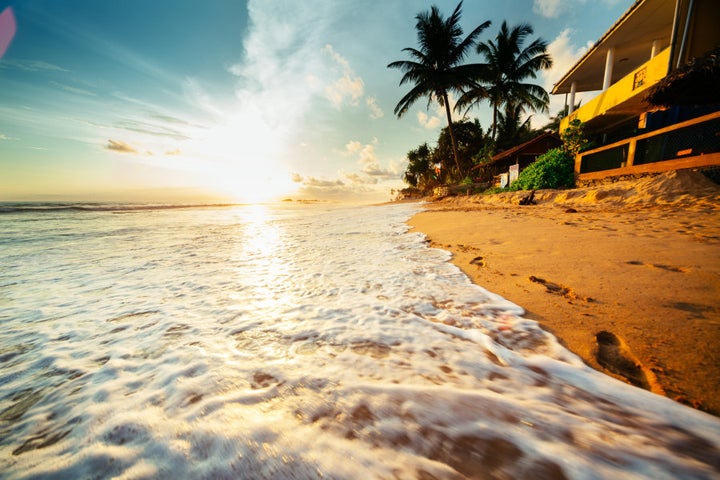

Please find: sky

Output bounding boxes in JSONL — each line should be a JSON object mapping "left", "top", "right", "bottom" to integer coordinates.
{"left": 0, "top": 0, "right": 634, "bottom": 203}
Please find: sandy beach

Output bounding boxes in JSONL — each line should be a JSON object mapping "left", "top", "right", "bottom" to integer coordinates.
{"left": 408, "top": 170, "right": 720, "bottom": 415}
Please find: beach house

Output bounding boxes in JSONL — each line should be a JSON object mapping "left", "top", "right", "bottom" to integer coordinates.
{"left": 552, "top": 0, "right": 720, "bottom": 181}
{"left": 473, "top": 132, "right": 562, "bottom": 187}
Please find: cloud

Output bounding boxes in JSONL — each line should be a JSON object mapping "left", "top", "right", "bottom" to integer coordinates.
{"left": 366, "top": 96, "right": 384, "bottom": 119}
{"left": 0, "top": 133, "right": 17, "bottom": 140}
{"left": 533, "top": 0, "right": 621, "bottom": 19}
{"left": 105, "top": 139, "right": 137, "bottom": 154}
{"left": 323, "top": 44, "right": 364, "bottom": 108}
{"left": 533, "top": 0, "right": 567, "bottom": 18}
{"left": 0, "top": 59, "right": 69, "bottom": 72}
{"left": 291, "top": 173, "right": 304, "bottom": 183}
{"left": 114, "top": 119, "right": 191, "bottom": 141}
{"left": 534, "top": 28, "right": 593, "bottom": 126}
{"left": 344, "top": 172, "right": 378, "bottom": 184}
{"left": 149, "top": 112, "right": 191, "bottom": 126}
{"left": 344, "top": 138, "right": 396, "bottom": 179}
{"left": 417, "top": 111, "right": 441, "bottom": 130}
{"left": 49, "top": 81, "right": 96, "bottom": 97}
{"left": 303, "top": 176, "right": 344, "bottom": 188}
{"left": 165, "top": 148, "right": 181, "bottom": 156}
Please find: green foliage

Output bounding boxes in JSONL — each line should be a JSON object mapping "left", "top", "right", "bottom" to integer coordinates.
{"left": 435, "top": 119, "right": 490, "bottom": 181}
{"left": 388, "top": 2, "right": 491, "bottom": 176}
{"left": 495, "top": 103, "right": 535, "bottom": 151}
{"left": 403, "top": 143, "right": 436, "bottom": 191}
{"left": 560, "top": 119, "right": 588, "bottom": 155}
{"left": 472, "top": 138, "right": 496, "bottom": 166}
{"left": 510, "top": 147, "right": 574, "bottom": 190}
{"left": 457, "top": 21, "right": 552, "bottom": 140}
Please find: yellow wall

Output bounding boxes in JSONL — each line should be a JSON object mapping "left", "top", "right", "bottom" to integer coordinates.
{"left": 560, "top": 47, "right": 670, "bottom": 131}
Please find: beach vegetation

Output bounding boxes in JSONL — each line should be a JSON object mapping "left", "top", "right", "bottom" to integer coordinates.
{"left": 403, "top": 143, "right": 435, "bottom": 189}
{"left": 435, "top": 118, "right": 490, "bottom": 177}
{"left": 457, "top": 21, "right": 552, "bottom": 140}
{"left": 388, "top": 2, "right": 491, "bottom": 180}
{"left": 510, "top": 147, "right": 574, "bottom": 190}
{"left": 560, "top": 119, "right": 589, "bottom": 155}
{"left": 540, "top": 103, "right": 582, "bottom": 133}
{"left": 495, "top": 103, "right": 535, "bottom": 151}
{"left": 402, "top": 119, "right": 493, "bottom": 193}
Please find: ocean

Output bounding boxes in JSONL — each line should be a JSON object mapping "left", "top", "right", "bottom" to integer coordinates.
{"left": 1, "top": 202, "right": 718, "bottom": 479}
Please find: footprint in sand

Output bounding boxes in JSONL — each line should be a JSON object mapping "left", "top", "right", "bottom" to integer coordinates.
{"left": 626, "top": 260, "right": 687, "bottom": 273}
{"left": 595, "top": 331, "right": 651, "bottom": 391}
{"left": 470, "top": 256, "right": 485, "bottom": 267}
{"left": 528, "top": 276, "right": 593, "bottom": 302}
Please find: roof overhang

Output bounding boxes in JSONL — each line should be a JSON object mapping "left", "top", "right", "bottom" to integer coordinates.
{"left": 552, "top": 0, "right": 676, "bottom": 94}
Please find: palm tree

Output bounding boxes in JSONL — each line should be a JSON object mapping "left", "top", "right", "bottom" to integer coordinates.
{"left": 458, "top": 21, "right": 552, "bottom": 140}
{"left": 388, "top": 2, "right": 490, "bottom": 179}
{"left": 496, "top": 102, "right": 534, "bottom": 150}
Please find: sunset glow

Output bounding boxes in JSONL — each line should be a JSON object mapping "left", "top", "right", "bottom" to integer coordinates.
{"left": 0, "top": 0, "right": 634, "bottom": 203}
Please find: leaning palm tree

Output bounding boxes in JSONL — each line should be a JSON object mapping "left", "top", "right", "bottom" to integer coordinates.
{"left": 458, "top": 21, "right": 552, "bottom": 140}
{"left": 388, "top": 2, "right": 490, "bottom": 179}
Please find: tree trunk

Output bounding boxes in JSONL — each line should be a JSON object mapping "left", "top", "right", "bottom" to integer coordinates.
{"left": 491, "top": 103, "right": 498, "bottom": 140}
{"left": 441, "top": 91, "right": 463, "bottom": 180}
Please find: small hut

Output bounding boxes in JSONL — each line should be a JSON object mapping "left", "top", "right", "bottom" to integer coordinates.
{"left": 473, "top": 132, "right": 562, "bottom": 184}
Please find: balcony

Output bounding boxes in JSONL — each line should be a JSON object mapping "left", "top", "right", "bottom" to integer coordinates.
{"left": 560, "top": 47, "right": 671, "bottom": 132}
{"left": 574, "top": 110, "right": 720, "bottom": 180}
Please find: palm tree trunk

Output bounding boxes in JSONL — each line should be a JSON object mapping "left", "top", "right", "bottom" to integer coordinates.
{"left": 441, "top": 91, "right": 463, "bottom": 179}
{"left": 491, "top": 103, "right": 498, "bottom": 140}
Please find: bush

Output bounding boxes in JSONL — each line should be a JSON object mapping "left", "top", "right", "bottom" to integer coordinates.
{"left": 510, "top": 148, "right": 575, "bottom": 190}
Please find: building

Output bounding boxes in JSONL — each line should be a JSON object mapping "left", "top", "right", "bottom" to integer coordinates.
{"left": 473, "top": 132, "right": 562, "bottom": 186}
{"left": 551, "top": 0, "right": 720, "bottom": 181}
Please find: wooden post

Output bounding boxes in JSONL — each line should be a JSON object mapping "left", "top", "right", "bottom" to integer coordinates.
{"left": 627, "top": 138, "right": 637, "bottom": 167}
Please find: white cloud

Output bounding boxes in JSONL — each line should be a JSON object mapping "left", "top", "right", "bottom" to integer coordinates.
{"left": 323, "top": 44, "right": 364, "bottom": 108}
{"left": 343, "top": 139, "right": 396, "bottom": 179}
{"left": 533, "top": 0, "right": 565, "bottom": 18}
{"left": 49, "top": 81, "right": 96, "bottom": 97}
{"left": 533, "top": 0, "right": 621, "bottom": 19}
{"left": 344, "top": 140, "right": 362, "bottom": 155}
{"left": 0, "top": 59, "right": 69, "bottom": 72}
{"left": 417, "top": 111, "right": 441, "bottom": 130}
{"left": 366, "top": 96, "right": 384, "bottom": 119}
{"left": 344, "top": 172, "right": 378, "bottom": 185}
{"left": 536, "top": 28, "right": 593, "bottom": 127}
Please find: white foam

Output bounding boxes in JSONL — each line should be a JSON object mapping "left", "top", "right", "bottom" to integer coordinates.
{"left": 0, "top": 203, "right": 718, "bottom": 479}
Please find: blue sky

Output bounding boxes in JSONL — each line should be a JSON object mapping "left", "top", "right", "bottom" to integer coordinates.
{"left": 0, "top": 0, "right": 633, "bottom": 203}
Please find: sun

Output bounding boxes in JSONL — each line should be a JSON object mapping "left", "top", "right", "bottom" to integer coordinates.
{"left": 186, "top": 110, "right": 299, "bottom": 203}
{"left": 208, "top": 166, "right": 298, "bottom": 204}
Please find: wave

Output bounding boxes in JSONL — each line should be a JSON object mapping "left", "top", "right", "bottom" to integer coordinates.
{"left": 0, "top": 202, "right": 241, "bottom": 214}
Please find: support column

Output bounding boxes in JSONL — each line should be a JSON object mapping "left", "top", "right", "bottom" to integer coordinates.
{"left": 651, "top": 39, "right": 660, "bottom": 58}
{"left": 568, "top": 81, "right": 577, "bottom": 115}
{"left": 602, "top": 47, "right": 615, "bottom": 91}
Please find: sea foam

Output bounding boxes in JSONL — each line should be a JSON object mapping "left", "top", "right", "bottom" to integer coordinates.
{"left": 0, "top": 203, "right": 718, "bottom": 479}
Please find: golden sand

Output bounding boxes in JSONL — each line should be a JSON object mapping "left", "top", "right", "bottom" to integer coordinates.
{"left": 408, "top": 170, "right": 720, "bottom": 415}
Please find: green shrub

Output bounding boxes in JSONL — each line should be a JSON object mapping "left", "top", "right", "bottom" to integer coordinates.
{"left": 510, "top": 148, "right": 575, "bottom": 190}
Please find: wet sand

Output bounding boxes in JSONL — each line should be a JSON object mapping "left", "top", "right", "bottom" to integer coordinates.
{"left": 408, "top": 171, "right": 720, "bottom": 415}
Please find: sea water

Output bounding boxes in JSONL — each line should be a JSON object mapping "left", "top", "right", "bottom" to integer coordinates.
{"left": 0, "top": 202, "right": 718, "bottom": 479}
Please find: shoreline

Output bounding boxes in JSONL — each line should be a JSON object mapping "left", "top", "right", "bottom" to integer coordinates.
{"left": 407, "top": 170, "right": 720, "bottom": 415}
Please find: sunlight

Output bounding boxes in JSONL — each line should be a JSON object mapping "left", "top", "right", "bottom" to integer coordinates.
{"left": 188, "top": 107, "right": 298, "bottom": 203}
